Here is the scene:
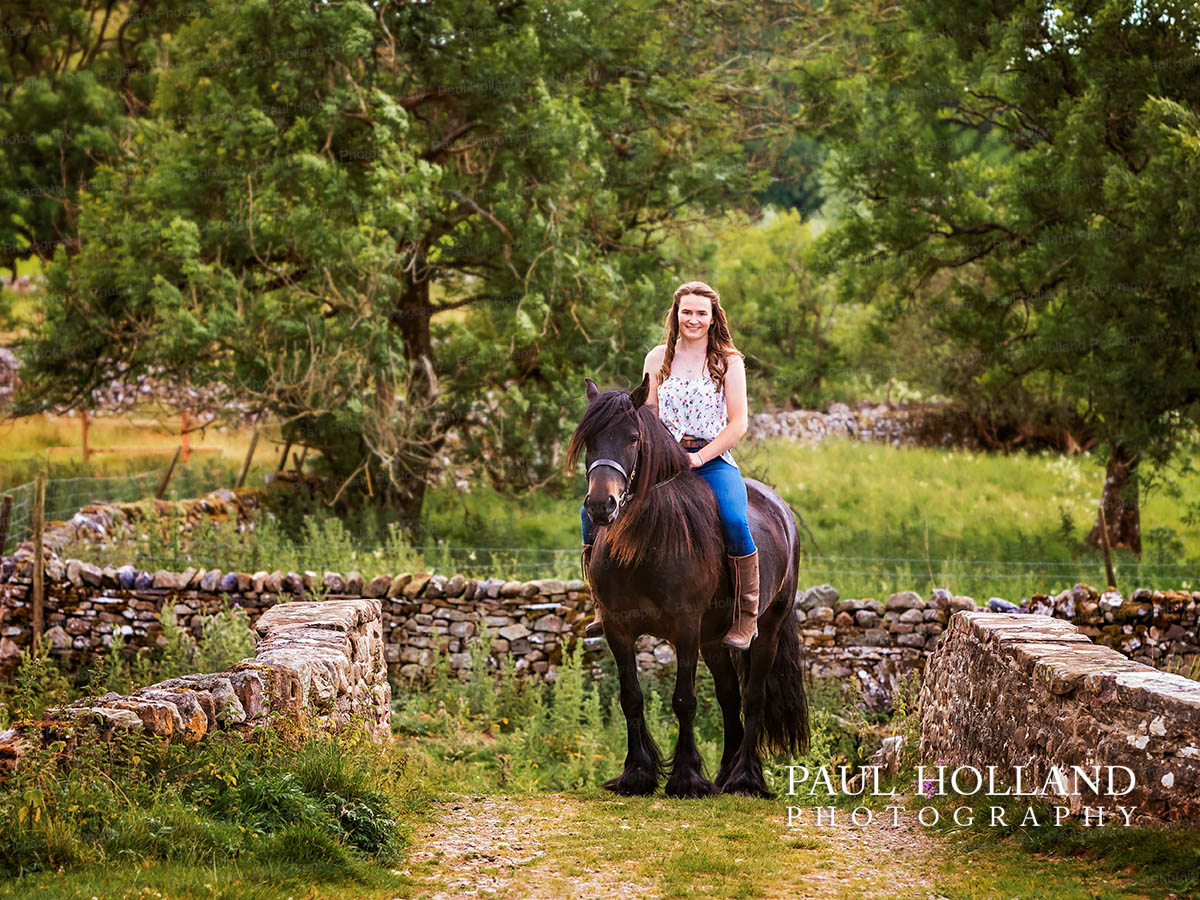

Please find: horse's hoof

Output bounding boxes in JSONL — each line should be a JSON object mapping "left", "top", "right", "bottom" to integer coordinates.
{"left": 603, "top": 769, "right": 658, "bottom": 796}
{"left": 665, "top": 772, "right": 719, "bottom": 799}
{"left": 719, "top": 779, "right": 774, "bottom": 799}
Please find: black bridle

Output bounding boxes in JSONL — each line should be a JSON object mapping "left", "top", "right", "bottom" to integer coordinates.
{"left": 587, "top": 440, "right": 641, "bottom": 518}
{"left": 586, "top": 429, "right": 689, "bottom": 525}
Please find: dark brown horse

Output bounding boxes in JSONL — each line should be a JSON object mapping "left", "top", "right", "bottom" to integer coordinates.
{"left": 564, "top": 374, "right": 809, "bottom": 798}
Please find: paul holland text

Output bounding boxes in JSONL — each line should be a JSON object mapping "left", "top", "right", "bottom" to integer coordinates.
{"left": 783, "top": 764, "right": 1139, "bottom": 828}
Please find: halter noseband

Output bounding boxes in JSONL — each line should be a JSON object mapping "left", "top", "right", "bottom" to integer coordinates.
{"left": 587, "top": 441, "right": 640, "bottom": 518}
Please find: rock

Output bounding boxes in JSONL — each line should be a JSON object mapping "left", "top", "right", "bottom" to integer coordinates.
{"left": 387, "top": 574, "right": 412, "bottom": 598}
{"left": 153, "top": 570, "right": 178, "bottom": 590}
{"left": 1099, "top": 589, "right": 1124, "bottom": 612}
{"left": 449, "top": 621, "right": 475, "bottom": 638}
{"left": 345, "top": 571, "right": 364, "bottom": 595}
{"left": 499, "top": 623, "right": 531, "bottom": 641}
{"left": 323, "top": 571, "right": 346, "bottom": 594}
{"left": 44, "top": 626, "right": 71, "bottom": 651}
{"left": 404, "top": 573, "right": 432, "bottom": 599}
{"left": 653, "top": 643, "right": 676, "bottom": 665}
{"left": 800, "top": 584, "right": 839, "bottom": 610}
{"left": 117, "top": 564, "right": 137, "bottom": 589}
{"left": 855, "top": 610, "right": 878, "bottom": 628}
{"left": 364, "top": 574, "right": 391, "bottom": 598}
{"left": 887, "top": 591, "right": 923, "bottom": 610}
{"left": 532, "top": 614, "right": 566, "bottom": 633}
{"left": 988, "top": 598, "right": 1022, "bottom": 613}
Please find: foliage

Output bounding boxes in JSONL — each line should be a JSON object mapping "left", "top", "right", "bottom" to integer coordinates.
{"left": 0, "top": 636, "right": 71, "bottom": 727}
{"left": 10, "top": 0, "right": 818, "bottom": 524}
{"left": 805, "top": 0, "right": 1200, "bottom": 541}
{"left": 392, "top": 624, "right": 873, "bottom": 796}
{"left": 0, "top": 724, "right": 412, "bottom": 879}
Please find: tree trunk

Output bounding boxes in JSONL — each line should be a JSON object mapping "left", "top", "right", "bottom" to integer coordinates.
{"left": 1085, "top": 445, "right": 1141, "bottom": 557}
{"left": 389, "top": 255, "right": 441, "bottom": 525}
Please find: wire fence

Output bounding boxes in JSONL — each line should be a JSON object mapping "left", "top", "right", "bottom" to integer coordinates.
{"left": 0, "top": 462, "right": 246, "bottom": 556}
{"left": 2, "top": 472, "right": 1194, "bottom": 598}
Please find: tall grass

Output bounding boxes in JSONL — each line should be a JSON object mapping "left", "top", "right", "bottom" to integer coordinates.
{"left": 390, "top": 626, "right": 871, "bottom": 796}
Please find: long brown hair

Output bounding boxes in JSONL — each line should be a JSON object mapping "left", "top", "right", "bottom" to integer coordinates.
{"left": 656, "top": 281, "right": 743, "bottom": 393}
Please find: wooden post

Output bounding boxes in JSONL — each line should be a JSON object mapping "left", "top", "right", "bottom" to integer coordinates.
{"left": 81, "top": 408, "right": 91, "bottom": 463}
{"left": 157, "top": 446, "right": 182, "bottom": 499}
{"left": 0, "top": 493, "right": 12, "bottom": 556}
{"left": 277, "top": 440, "right": 292, "bottom": 471}
{"left": 1098, "top": 502, "right": 1117, "bottom": 590}
{"left": 293, "top": 446, "right": 308, "bottom": 472}
{"left": 181, "top": 409, "right": 191, "bottom": 463}
{"left": 32, "top": 473, "right": 45, "bottom": 642}
{"left": 236, "top": 427, "right": 260, "bottom": 488}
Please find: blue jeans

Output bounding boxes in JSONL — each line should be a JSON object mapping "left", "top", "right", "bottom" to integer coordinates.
{"left": 580, "top": 450, "right": 757, "bottom": 555}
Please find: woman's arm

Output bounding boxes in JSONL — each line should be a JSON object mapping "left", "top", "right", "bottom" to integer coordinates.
{"left": 696, "top": 355, "right": 748, "bottom": 464}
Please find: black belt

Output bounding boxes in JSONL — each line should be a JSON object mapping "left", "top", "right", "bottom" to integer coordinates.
{"left": 679, "top": 434, "right": 710, "bottom": 451}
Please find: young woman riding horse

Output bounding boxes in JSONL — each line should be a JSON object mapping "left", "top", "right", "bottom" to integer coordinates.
{"left": 579, "top": 281, "right": 760, "bottom": 649}
{"left": 567, "top": 281, "right": 809, "bottom": 798}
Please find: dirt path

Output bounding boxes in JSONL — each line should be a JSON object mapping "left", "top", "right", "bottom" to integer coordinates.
{"left": 398, "top": 792, "right": 946, "bottom": 900}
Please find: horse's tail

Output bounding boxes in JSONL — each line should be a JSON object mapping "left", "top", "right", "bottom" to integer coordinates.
{"left": 758, "top": 603, "right": 810, "bottom": 757}
{"left": 758, "top": 501, "right": 810, "bottom": 758}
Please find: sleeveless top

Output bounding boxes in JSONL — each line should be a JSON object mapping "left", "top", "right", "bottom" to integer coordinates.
{"left": 657, "top": 366, "right": 739, "bottom": 469}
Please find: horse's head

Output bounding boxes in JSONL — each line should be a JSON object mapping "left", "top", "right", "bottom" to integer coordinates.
{"left": 564, "top": 374, "right": 719, "bottom": 569}
{"left": 576, "top": 374, "right": 649, "bottom": 528}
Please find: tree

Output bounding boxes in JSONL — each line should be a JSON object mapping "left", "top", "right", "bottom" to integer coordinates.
{"left": 0, "top": 2, "right": 193, "bottom": 272}
{"left": 806, "top": 0, "right": 1200, "bottom": 555}
{"left": 11, "top": 0, "right": 819, "bottom": 524}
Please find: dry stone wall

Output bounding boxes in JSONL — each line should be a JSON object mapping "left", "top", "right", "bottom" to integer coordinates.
{"left": 0, "top": 598, "right": 388, "bottom": 770}
{"left": 920, "top": 611, "right": 1200, "bottom": 824}
{"left": 4, "top": 546, "right": 1198, "bottom": 716}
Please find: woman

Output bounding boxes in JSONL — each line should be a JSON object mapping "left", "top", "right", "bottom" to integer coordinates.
{"left": 580, "top": 280, "right": 760, "bottom": 649}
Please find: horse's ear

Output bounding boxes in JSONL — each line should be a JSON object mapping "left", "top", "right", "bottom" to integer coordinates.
{"left": 585, "top": 377, "right": 599, "bottom": 402}
{"left": 628, "top": 372, "right": 650, "bottom": 409}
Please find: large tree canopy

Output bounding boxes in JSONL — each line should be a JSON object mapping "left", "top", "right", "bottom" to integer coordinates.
{"left": 807, "top": 0, "right": 1200, "bottom": 554}
{"left": 11, "top": 0, "right": 811, "bottom": 523}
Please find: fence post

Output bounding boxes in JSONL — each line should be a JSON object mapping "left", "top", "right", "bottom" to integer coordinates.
{"left": 277, "top": 440, "right": 292, "bottom": 472}
{"left": 0, "top": 493, "right": 11, "bottom": 556}
{"left": 81, "top": 408, "right": 91, "bottom": 463}
{"left": 157, "top": 446, "right": 182, "bottom": 499}
{"left": 236, "top": 427, "right": 260, "bottom": 488}
{"left": 181, "top": 409, "right": 191, "bottom": 464}
{"left": 1098, "top": 503, "right": 1117, "bottom": 590}
{"left": 32, "top": 472, "right": 46, "bottom": 642}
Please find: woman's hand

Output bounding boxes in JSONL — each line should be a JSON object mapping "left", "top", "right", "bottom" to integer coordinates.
{"left": 688, "top": 452, "right": 707, "bottom": 469}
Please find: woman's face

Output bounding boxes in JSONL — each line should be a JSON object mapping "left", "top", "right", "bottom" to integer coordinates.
{"left": 677, "top": 294, "right": 712, "bottom": 340}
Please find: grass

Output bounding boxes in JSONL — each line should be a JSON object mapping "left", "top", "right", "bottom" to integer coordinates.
{"left": 0, "top": 722, "right": 428, "bottom": 900}
{"left": 6, "top": 415, "right": 1197, "bottom": 608}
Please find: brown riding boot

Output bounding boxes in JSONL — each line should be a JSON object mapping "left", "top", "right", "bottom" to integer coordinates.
{"left": 722, "top": 550, "right": 760, "bottom": 650}
{"left": 582, "top": 542, "right": 605, "bottom": 637}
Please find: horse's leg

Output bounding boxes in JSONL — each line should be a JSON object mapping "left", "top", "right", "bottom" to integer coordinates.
{"left": 603, "top": 630, "right": 662, "bottom": 796}
{"left": 664, "top": 626, "right": 717, "bottom": 798}
{"left": 700, "top": 640, "right": 744, "bottom": 789}
{"left": 720, "top": 624, "right": 780, "bottom": 799}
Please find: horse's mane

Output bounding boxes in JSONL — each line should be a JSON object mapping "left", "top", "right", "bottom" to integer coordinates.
{"left": 565, "top": 389, "right": 725, "bottom": 569}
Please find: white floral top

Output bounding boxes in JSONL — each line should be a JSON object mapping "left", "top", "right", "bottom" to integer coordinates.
{"left": 657, "top": 368, "right": 738, "bottom": 469}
